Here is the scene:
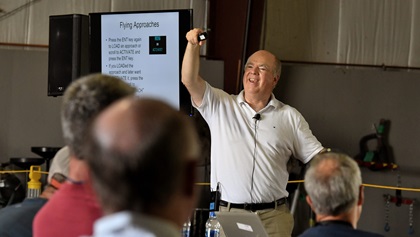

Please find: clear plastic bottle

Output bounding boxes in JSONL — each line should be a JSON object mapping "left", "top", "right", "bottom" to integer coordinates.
{"left": 181, "top": 218, "right": 191, "bottom": 237}
{"left": 205, "top": 211, "right": 221, "bottom": 237}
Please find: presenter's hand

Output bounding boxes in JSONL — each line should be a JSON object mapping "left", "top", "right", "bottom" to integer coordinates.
{"left": 186, "top": 28, "right": 206, "bottom": 46}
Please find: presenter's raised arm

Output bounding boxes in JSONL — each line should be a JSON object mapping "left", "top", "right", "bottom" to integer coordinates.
{"left": 181, "top": 28, "right": 207, "bottom": 107}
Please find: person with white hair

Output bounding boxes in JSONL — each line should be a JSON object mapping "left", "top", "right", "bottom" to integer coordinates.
{"left": 300, "top": 152, "right": 383, "bottom": 237}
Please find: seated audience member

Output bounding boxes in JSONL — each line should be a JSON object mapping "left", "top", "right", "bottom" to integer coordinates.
{"left": 33, "top": 73, "right": 136, "bottom": 237}
{"left": 47, "top": 146, "right": 70, "bottom": 183}
{"left": 299, "top": 152, "right": 384, "bottom": 237}
{"left": 0, "top": 159, "right": 67, "bottom": 237}
{"left": 87, "top": 97, "right": 200, "bottom": 237}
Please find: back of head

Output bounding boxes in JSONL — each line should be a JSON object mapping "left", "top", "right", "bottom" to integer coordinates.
{"left": 87, "top": 97, "right": 200, "bottom": 215}
{"left": 304, "top": 152, "right": 362, "bottom": 216}
{"left": 61, "top": 73, "right": 136, "bottom": 159}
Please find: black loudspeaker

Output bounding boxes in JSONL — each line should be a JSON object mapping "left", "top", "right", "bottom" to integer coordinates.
{"left": 48, "top": 14, "right": 89, "bottom": 96}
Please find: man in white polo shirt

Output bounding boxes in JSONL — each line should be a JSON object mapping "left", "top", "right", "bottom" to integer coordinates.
{"left": 181, "top": 28, "right": 325, "bottom": 237}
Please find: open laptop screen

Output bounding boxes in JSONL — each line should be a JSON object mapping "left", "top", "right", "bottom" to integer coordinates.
{"left": 216, "top": 212, "right": 269, "bottom": 237}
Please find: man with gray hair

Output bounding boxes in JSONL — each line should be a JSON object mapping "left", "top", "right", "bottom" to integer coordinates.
{"left": 87, "top": 97, "right": 200, "bottom": 237}
{"left": 299, "top": 152, "right": 383, "bottom": 237}
{"left": 33, "top": 73, "right": 136, "bottom": 237}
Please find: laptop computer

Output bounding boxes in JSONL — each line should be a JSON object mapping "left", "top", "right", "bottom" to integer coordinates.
{"left": 216, "top": 212, "right": 269, "bottom": 237}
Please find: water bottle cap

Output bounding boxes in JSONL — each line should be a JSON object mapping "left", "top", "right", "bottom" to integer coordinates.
{"left": 209, "top": 211, "right": 216, "bottom": 217}
{"left": 209, "top": 202, "right": 215, "bottom": 210}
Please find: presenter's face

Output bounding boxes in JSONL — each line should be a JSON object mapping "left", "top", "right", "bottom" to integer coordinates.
{"left": 243, "top": 50, "right": 278, "bottom": 98}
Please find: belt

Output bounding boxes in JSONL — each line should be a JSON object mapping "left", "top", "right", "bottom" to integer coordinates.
{"left": 219, "top": 198, "right": 286, "bottom": 211}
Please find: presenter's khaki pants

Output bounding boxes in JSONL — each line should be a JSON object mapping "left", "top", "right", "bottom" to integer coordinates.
{"left": 219, "top": 203, "right": 294, "bottom": 237}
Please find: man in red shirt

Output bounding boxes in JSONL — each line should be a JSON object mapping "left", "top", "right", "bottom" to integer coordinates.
{"left": 33, "top": 73, "right": 136, "bottom": 237}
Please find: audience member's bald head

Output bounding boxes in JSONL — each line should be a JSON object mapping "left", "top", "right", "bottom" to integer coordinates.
{"left": 87, "top": 97, "right": 200, "bottom": 227}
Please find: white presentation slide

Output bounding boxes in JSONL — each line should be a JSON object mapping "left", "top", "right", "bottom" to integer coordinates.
{"left": 101, "top": 12, "right": 180, "bottom": 109}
